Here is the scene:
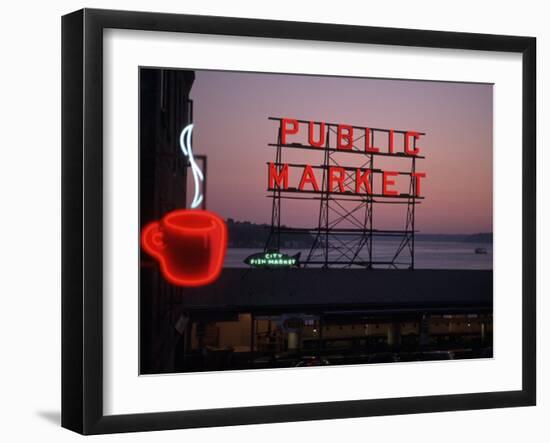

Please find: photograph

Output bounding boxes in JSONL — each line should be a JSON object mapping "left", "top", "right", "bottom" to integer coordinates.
{"left": 0, "top": 0, "right": 542, "bottom": 439}
{"left": 139, "top": 67, "right": 494, "bottom": 374}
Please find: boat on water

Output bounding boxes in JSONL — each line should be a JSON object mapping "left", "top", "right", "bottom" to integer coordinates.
{"left": 475, "top": 247, "right": 488, "bottom": 254}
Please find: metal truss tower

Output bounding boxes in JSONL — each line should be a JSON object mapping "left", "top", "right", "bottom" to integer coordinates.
{"left": 264, "top": 117, "right": 424, "bottom": 269}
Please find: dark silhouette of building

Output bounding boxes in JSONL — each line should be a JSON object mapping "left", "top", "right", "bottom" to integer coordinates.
{"left": 140, "top": 68, "right": 195, "bottom": 374}
{"left": 171, "top": 269, "right": 493, "bottom": 372}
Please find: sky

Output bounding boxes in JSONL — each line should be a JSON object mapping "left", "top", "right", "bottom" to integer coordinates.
{"left": 188, "top": 69, "right": 493, "bottom": 235}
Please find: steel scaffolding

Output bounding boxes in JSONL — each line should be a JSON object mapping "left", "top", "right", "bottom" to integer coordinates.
{"left": 264, "top": 117, "right": 425, "bottom": 269}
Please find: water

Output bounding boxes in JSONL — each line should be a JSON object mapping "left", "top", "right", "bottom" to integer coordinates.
{"left": 225, "top": 239, "right": 492, "bottom": 270}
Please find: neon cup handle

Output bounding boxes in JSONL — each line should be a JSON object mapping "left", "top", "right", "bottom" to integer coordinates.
{"left": 141, "top": 222, "right": 166, "bottom": 258}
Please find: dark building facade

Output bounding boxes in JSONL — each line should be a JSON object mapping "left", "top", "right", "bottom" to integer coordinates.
{"left": 168, "top": 268, "right": 492, "bottom": 373}
{"left": 140, "top": 68, "right": 195, "bottom": 373}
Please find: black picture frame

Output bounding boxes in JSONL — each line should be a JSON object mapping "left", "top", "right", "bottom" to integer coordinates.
{"left": 61, "top": 8, "right": 536, "bottom": 435}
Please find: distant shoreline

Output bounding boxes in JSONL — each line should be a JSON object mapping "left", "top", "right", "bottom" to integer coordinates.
{"left": 226, "top": 218, "right": 492, "bottom": 248}
{"left": 415, "top": 233, "right": 493, "bottom": 243}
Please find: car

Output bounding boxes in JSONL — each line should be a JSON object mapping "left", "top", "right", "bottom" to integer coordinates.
{"left": 367, "top": 352, "right": 399, "bottom": 364}
{"left": 419, "top": 351, "right": 455, "bottom": 361}
{"left": 294, "top": 356, "right": 330, "bottom": 367}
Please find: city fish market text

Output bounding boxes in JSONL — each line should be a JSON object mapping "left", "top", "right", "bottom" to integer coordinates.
{"left": 244, "top": 252, "right": 301, "bottom": 268}
{"left": 268, "top": 118, "right": 427, "bottom": 197}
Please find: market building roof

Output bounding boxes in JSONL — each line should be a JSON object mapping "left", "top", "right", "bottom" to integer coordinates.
{"left": 175, "top": 269, "right": 492, "bottom": 313}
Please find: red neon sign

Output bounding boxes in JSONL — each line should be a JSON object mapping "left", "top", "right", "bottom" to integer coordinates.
{"left": 271, "top": 118, "right": 427, "bottom": 197}
{"left": 337, "top": 125, "right": 353, "bottom": 150}
{"left": 142, "top": 210, "right": 227, "bottom": 287}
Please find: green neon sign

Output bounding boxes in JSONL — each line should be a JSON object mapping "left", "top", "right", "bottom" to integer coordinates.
{"left": 244, "top": 251, "right": 301, "bottom": 268}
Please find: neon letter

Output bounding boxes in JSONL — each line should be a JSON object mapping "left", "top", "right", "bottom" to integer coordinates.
{"left": 337, "top": 124, "right": 353, "bottom": 150}
{"left": 268, "top": 162, "right": 289, "bottom": 189}
{"left": 281, "top": 118, "right": 299, "bottom": 145}
{"left": 405, "top": 131, "right": 421, "bottom": 156}
{"left": 388, "top": 129, "right": 394, "bottom": 155}
{"left": 365, "top": 128, "right": 380, "bottom": 153}
{"left": 308, "top": 121, "right": 326, "bottom": 147}
{"left": 299, "top": 165, "right": 320, "bottom": 191}
{"left": 383, "top": 171, "right": 399, "bottom": 196}
{"left": 329, "top": 167, "right": 346, "bottom": 193}
{"left": 355, "top": 169, "right": 372, "bottom": 194}
{"left": 411, "top": 172, "right": 426, "bottom": 196}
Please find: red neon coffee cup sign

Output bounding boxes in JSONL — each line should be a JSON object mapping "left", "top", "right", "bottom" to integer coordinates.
{"left": 268, "top": 118, "right": 427, "bottom": 197}
{"left": 142, "top": 210, "right": 227, "bottom": 287}
{"left": 141, "top": 124, "right": 228, "bottom": 287}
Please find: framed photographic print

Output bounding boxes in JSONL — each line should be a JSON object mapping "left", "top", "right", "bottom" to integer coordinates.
{"left": 61, "top": 8, "right": 536, "bottom": 434}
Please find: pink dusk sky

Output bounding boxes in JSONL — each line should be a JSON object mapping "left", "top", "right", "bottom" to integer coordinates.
{"left": 190, "top": 70, "right": 493, "bottom": 235}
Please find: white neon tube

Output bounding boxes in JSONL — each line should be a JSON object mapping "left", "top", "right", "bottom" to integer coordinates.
{"left": 179, "top": 124, "right": 204, "bottom": 209}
